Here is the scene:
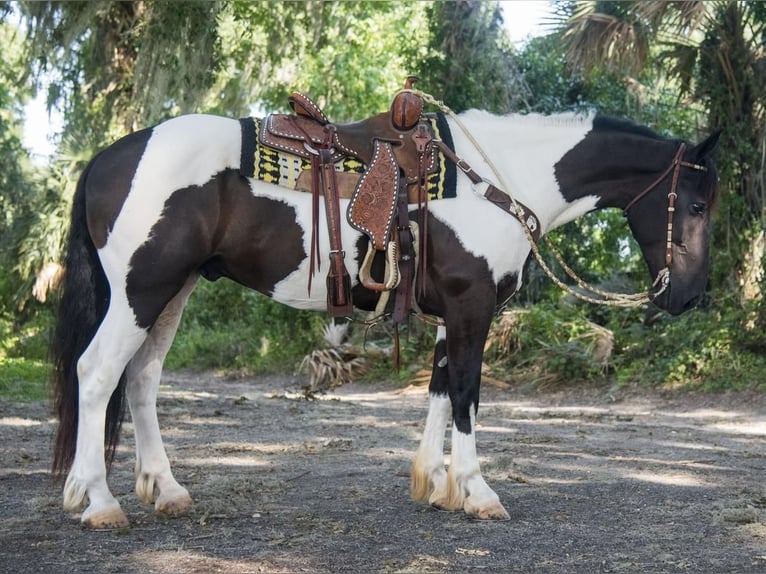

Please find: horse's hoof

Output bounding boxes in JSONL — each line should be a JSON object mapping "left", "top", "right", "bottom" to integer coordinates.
{"left": 465, "top": 500, "right": 510, "bottom": 521}
{"left": 81, "top": 505, "right": 130, "bottom": 529}
{"left": 429, "top": 492, "right": 460, "bottom": 512}
{"left": 155, "top": 492, "right": 192, "bottom": 516}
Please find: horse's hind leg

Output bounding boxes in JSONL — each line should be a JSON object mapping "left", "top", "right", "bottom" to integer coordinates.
{"left": 126, "top": 275, "right": 197, "bottom": 516}
{"left": 63, "top": 302, "right": 149, "bottom": 528}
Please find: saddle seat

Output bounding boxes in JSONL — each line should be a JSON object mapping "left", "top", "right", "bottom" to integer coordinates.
{"left": 260, "top": 109, "right": 437, "bottom": 184}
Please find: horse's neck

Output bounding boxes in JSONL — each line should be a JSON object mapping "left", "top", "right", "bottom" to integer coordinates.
{"left": 553, "top": 126, "right": 679, "bottom": 212}
{"left": 450, "top": 112, "right": 677, "bottom": 232}
{"left": 449, "top": 111, "right": 600, "bottom": 233}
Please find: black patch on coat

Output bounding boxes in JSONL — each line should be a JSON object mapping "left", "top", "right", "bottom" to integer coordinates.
{"left": 86, "top": 128, "right": 154, "bottom": 248}
{"left": 126, "top": 169, "right": 305, "bottom": 329}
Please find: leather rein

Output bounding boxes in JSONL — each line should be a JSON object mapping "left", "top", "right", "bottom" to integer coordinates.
{"left": 622, "top": 143, "right": 709, "bottom": 299}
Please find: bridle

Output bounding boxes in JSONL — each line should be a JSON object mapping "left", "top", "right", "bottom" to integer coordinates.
{"left": 401, "top": 89, "right": 714, "bottom": 310}
{"left": 622, "top": 143, "right": 709, "bottom": 299}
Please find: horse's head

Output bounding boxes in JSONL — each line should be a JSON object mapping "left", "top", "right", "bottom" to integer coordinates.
{"left": 624, "top": 131, "right": 720, "bottom": 315}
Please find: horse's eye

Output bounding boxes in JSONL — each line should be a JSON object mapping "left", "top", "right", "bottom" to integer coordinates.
{"left": 689, "top": 202, "right": 706, "bottom": 216}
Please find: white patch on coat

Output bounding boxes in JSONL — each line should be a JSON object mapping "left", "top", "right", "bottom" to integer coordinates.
{"left": 449, "top": 405, "right": 501, "bottom": 507}
{"left": 428, "top": 112, "right": 600, "bottom": 285}
{"left": 417, "top": 393, "right": 451, "bottom": 479}
{"left": 246, "top": 181, "right": 365, "bottom": 310}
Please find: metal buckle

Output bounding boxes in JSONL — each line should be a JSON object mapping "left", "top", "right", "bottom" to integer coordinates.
{"left": 471, "top": 179, "right": 491, "bottom": 198}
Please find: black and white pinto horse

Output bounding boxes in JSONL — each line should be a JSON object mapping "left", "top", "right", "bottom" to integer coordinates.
{"left": 51, "top": 109, "right": 719, "bottom": 528}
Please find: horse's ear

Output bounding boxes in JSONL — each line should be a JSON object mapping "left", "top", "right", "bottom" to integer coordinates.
{"left": 692, "top": 130, "right": 722, "bottom": 159}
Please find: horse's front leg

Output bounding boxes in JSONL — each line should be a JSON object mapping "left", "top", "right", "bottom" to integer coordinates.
{"left": 126, "top": 276, "right": 197, "bottom": 517}
{"left": 444, "top": 306, "right": 509, "bottom": 520}
{"left": 411, "top": 326, "right": 452, "bottom": 508}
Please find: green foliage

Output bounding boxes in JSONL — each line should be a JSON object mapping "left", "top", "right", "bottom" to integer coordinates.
{"left": 356, "top": 318, "right": 437, "bottom": 384}
{"left": 165, "top": 279, "right": 327, "bottom": 374}
{"left": 485, "top": 295, "right": 766, "bottom": 392}
{"left": 416, "top": 0, "right": 528, "bottom": 113}
{"left": 0, "top": 310, "right": 51, "bottom": 361}
{"left": 0, "top": 357, "right": 48, "bottom": 401}
{"left": 485, "top": 303, "right": 614, "bottom": 386}
{"left": 614, "top": 295, "right": 766, "bottom": 391}
{"left": 0, "top": 311, "right": 51, "bottom": 401}
{"left": 0, "top": 18, "right": 48, "bottom": 315}
{"left": 214, "top": 1, "right": 428, "bottom": 121}
{"left": 20, "top": 0, "right": 223, "bottom": 141}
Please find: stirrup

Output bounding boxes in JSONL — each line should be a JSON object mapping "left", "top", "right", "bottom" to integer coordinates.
{"left": 359, "top": 241, "right": 400, "bottom": 292}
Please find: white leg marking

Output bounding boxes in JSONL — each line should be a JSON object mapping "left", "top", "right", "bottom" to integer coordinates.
{"left": 128, "top": 277, "right": 196, "bottom": 516}
{"left": 64, "top": 302, "right": 148, "bottom": 528}
{"left": 411, "top": 393, "right": 451, "bottom": 507}
{"left": 447, "top": 406, "right": 510, "bottom": 520}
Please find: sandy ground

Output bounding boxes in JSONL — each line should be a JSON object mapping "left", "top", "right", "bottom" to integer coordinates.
{"left": 0, "top": 370, "right": 764, "bottom": 573}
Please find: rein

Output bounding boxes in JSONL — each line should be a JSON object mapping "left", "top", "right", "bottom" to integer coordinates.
{"left": 408, "top": 89, "right": 708, "bottom": 309}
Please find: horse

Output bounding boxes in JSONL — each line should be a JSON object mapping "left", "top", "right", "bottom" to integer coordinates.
{"left": 50, "top": 104, "right": 719, "bottom": 529}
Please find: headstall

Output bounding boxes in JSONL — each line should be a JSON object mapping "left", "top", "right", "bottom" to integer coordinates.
{"left": 622, "top": 143, "right": 709, "bottom": 299}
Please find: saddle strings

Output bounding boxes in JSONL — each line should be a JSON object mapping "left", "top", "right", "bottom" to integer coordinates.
{"left": 405, "top": 89, "right": 661, "bottom": 309}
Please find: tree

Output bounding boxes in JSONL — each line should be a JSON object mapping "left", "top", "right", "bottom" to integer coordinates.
{"left": 416, "top": 0, "right": 529, "bottom": 113}
{"left": 20, "top": 0, "right": 222, "bottom": 143}
{"left": 0, "top": 9, "right": 43, "bottom": 313}
{"left": 215, "top": 1, "right": 429, "bottom": 121}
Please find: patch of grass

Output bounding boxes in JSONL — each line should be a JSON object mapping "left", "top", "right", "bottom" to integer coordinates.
{"left": 0, "top": 357, "right": 49, "bottom": 401}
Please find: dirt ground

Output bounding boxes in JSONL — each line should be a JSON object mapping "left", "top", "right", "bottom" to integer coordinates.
{"left": 0, "top": 370, "right": 764, "bottom": 573}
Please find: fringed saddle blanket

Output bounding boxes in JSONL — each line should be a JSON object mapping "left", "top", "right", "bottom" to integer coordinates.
{"left": 240, "top": 113, "right": 457, "bottom": 202}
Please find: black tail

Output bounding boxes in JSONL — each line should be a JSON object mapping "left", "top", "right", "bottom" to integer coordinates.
{"left": 51, "top": 157, "right": 126, "bottom": 479}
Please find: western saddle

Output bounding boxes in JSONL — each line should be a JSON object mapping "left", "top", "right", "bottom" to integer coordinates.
{"left": 254, "top": 77, "right": 542, "bottom": 323}
{"left": 257, "top": 76, "right": 435, "bottom": 321}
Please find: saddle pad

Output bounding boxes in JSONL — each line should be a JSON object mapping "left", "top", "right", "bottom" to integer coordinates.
{"left": 239, "top": 114, "right": 457, "bottom": 201}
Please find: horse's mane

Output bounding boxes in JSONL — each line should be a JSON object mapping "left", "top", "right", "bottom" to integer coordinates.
{"left": 592, "top": 115, "right": 665, "bottom": 140}
{"left": 459, "top": 109, "right": 595, "bottom": 128}
{"left": 459, "top": 110, "right": 668, "bottom": 141}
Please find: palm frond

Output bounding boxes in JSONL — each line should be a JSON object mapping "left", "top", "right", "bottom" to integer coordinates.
{"left": 299, "top": 347, "right": 367, "bottom": 393}
{"left": 562, "top": 9, "right": 649, "bottom": 76}
{"left": 299, "top": 320, "right": 368, "bottom": 392}
{"left": 637, "top": 1, "right": 711, "bottom": 38}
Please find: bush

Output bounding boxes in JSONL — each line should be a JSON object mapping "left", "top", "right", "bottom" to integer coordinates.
{"left": 484, "top": 290, "right": 766, "bottom": 392}
{"left": 165, "top": 278, "right": 327, "bottom": 374}
{"left": 485, "top": 302, "right": 615, "bottom": 386}
{"left": 613, "top": 294, "right": 766, "bottom": 391}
